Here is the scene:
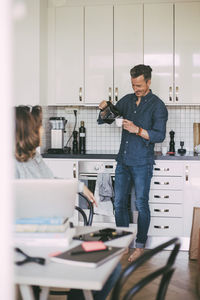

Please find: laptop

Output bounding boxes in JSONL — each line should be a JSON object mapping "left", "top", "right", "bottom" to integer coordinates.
{"left": 13, "top": 179, "right": 78, "bottom": 220}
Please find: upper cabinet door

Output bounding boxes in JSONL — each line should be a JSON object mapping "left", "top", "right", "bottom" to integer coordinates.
{"left": 175, "top": 3, "right": 200, "bottom": 105}
{"left": 114, "top": 5, "right": 143, "bottom": 102}
{"left": 144, "top": 3, "right": 173, "bottom": 104}
{"left": 85, "top": 6, "right": 113, "bottom": 104}
{"left": 48, "top": 6, "right": 84, "bottom": 105}
{"left": 13, "top": 0, "right": 40, "bottom": 106}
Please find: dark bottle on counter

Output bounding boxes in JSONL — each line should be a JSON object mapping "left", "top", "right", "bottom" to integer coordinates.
{"left": 79, "top": 121, "right": 86, "bottom": 154}
{"left": 72, "top": 130, "right": 78, "bottom": 154}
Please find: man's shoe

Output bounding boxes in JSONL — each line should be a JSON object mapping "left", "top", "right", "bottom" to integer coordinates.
{"left": 128, "top": 248, "right": 144, "bottom": 262}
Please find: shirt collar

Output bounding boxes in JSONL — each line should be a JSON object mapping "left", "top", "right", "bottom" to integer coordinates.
{"left": 133, "top": 90, "right": 152, "bottom": 103}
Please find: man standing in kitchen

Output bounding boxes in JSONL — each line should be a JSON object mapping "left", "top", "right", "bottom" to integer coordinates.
{"left": 98, "top": 64, "right": 168, "bottom": 261}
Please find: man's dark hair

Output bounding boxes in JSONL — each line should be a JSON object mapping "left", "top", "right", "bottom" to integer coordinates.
{"left": 130, "top": 64, "right": 152, "bottom": 82}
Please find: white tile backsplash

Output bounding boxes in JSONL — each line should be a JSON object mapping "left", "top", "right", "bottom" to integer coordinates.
{"left": 41, "top": 105, "right": 200, "bottom": 153}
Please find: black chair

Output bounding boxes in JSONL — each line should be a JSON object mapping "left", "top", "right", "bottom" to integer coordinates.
{"left": 75, "top": 192, "right": 94, "bottom": 226}
{"left": 111, "top": 237, "right": 181, "bottom": 300}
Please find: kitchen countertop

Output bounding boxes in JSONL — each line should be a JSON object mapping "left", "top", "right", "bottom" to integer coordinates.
{"left": 42, "top": 151, "right": 200, "bottom": 160}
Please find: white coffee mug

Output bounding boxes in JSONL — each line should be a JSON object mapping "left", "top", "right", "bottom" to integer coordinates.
{"left": 162, "top": 146, "right": 168, "bottom": 156}
{"left": 115, "top": 118, "right": 123, "bottom": 127}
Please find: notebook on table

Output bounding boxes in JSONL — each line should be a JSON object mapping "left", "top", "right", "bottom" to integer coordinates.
{"left": 50, "top": 241, "right": 124, "bottom": 268}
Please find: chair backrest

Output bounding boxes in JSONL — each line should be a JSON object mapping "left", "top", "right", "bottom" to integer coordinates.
{"left": 76, "top": 192, "right": 94, "bottom": 226}
{"left": 111, "top": 238, "right": 181, "bottom": 300}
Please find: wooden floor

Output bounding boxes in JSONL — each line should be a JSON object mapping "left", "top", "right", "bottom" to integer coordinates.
{"left": 107, "top": 250, "right": 200, "bottom": 300}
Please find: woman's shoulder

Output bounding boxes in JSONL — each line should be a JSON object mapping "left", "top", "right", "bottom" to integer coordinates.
{"left": 14, "top": 151, "right": 54, "bottom": 179}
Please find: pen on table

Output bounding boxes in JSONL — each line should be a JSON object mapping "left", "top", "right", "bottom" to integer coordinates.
{"left": 90, "top": 232, "right": 117, "bottom": 237}
{"left": 70, "top": 247, "right": 111, "bottom": 256}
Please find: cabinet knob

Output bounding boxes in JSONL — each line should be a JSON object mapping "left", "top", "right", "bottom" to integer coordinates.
{"left": 154, "top": 181, "right": 169, "bottom": 185}
{"left": 175, "top": 86, "right": 179, "bottom": 102}
{"left": 73, "top": 163, "right": 77, "bottom": 178}
{"left": 169, "top": 86, "right": 172, "bottom": 101}
{"left": 108, "top": 87, "right": 112, "bottom": 101}
{"left": 185, "top": 165, "right": 189, "bottom": 181}
{"left": 154, "top": 209, "right": 169, "bottom": 212}
{"left": 154, "top": 195, "right": 169, "bottom": 199}
{"left": 154, "top": 225, "right": 169, "bottom": 229}
{"left": 154, "top": 167, "right": 169, "bottom": 172}
{"left": 79, "top": 87, "right": 82, "bottom": 102}
{"left": 115, "top": 87, "right": 118, "bottom": 102}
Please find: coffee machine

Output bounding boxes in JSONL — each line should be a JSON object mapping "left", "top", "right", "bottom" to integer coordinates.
{"left": 49, "top": 117, "right": 67, "bottom": 150}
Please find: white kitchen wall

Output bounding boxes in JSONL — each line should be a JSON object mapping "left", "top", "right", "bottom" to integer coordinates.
{"left": 41, "top": 106, "right": 200, "bottom": 154}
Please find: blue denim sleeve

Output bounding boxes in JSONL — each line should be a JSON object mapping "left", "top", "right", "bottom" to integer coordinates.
{"left": 145, "top": 102, "right": 168, "bottom": 145}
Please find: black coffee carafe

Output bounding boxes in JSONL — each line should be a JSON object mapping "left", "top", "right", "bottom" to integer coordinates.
{"left": 99, "top": 101, "right": 120, "bottom": 124}
{"left": 72, "top": 130, "right": 78, "bottom": 154}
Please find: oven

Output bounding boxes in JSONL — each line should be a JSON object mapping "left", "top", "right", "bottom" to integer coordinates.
{"left": 78, "top": 160, "right": 117, "bottom": 226}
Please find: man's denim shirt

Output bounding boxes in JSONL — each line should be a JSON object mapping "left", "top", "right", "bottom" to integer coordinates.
{"left": 98, "top": 91, "right": 168, "bottom": 166}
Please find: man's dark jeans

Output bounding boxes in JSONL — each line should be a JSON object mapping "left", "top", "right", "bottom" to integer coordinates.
{"left": 114, "top": 162, "right": 153, "bottom": 248}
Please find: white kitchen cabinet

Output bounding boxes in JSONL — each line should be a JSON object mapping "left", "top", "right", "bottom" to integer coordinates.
{"left": 85, "top": 4, "right": 143, "bottom": 104}
{"left": 84, "top": 5, "right": 113, "bottom": 104}
{"left": 48, "top": 3, "right": 143, "bottom": 105}
{"left": 144, "top": 3, "right": 173, "bottom": 105}
{"left": 48, "top": 6, "right": 84, "bottom": 105}
{"left": 13, "top": 0, "right": 40, "bottom": 106}
{"left": 147, "top": 159, "right": 200, "bottom": 250}
{"left": 113, "top": 5, "right": 143, "bottom": 101}
{"left": 175, "top": 2, "right": 200, "bottom": 105}
{"left": 43, "top": 158, "right": 78, "bottom": 179}
{"left": 148, "top": 161, "right": 184, "bottom": 238}
{"left": 183, "top": 161, "right": 200, "bottom": 237}
{"left": 43, "top": 158, "right": 79, "bottom": 225}
{"left": 144, "top": 2, "right": 200, "bottom": 105}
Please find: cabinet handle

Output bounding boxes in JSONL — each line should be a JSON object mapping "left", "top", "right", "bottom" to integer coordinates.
{"left": 185, "top": 165, "right": 189, "bottom": 181}
{"left": 169, "top": 86, "right": 172, "bottom": 101}
{"left": 108, "top": 87, "right": 112, "bottom": 101}
{"left": 154, "top": 181, "right": 169, "bottom": 185}
{"left": 154, "top": 209, "right": 169, "bottom": 212}
{"left": 154, "top": 195, "right": 169, "bottom": 199}
{"left": 115, "top": 87, "right": 118, "bottom": 102}
{"left": 154, "top": 168, "right": 169, "bottom": 172}
{"left": 175, "top": 86, "right": 179, "bottom": 102}
{"left": 79, "top": 87, "right": 82, "bottom": 102}
{"left": 73, "top": 163, "right": 77, "bottom": 178}
{"left": 154, "top": 225, "right": 169, "bottom": 229}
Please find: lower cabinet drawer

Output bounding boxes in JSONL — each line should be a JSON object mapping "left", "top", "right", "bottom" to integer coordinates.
{"left": 149, "top": 203, "right": 183, "bottom": 217}
{"left": 151, "top": 176, "right": 183, "bottom": 190}
{"left": 148, "top": 217, "right": 183, "bottom": 236}
{"left": 149, "top": 190, "right": 183, "bottom": 204}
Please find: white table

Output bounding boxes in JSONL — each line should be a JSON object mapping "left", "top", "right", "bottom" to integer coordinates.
{"left": 14, "top": 226, "right": 136, "bottom": 300}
